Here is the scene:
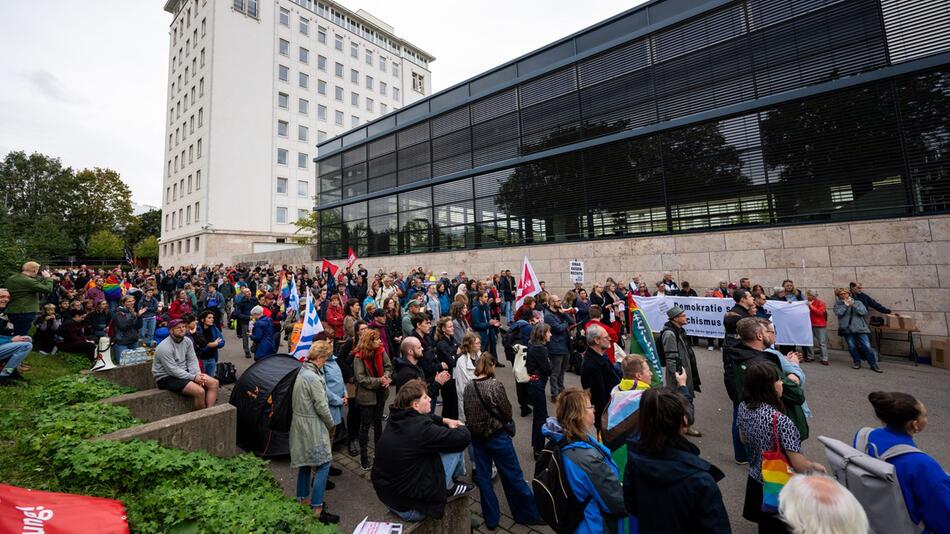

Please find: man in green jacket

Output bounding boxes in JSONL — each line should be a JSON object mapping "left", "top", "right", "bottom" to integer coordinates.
{"left": 5, "top": 262, "right": 53, "bottom": 335}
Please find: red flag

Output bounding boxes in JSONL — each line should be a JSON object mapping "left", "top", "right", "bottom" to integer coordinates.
{"left": 346, "top": 247, "right": 358, "bottom": 269}
{"left": 0, "top": 483, "right": 130, "bottom": 533}
{"left": 515, "top": 256, "right": 541, "bottom": 308}
{"left": 321, "top": 258, "right": 339, "bottom": 278}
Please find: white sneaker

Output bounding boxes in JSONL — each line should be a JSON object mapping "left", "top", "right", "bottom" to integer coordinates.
{"left": 707, "top": 346, "right": 715, "bottom": 351}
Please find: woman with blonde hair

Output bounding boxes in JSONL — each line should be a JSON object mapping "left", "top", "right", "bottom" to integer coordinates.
{"left": 353, "top": 328, "right": 393, "bottom": 470}
{"left": 290, "top": 339, "right": 339, "bottom": 524}
{"left": 453, "top": 331, "right": 482, "bottom": 421}
{"left": 540, "top": 388, "right": 626, "bottom": 533}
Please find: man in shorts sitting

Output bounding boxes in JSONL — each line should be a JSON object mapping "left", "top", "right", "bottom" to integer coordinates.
{"left": 152, "top": 319, "right": 218, "bottom": 409}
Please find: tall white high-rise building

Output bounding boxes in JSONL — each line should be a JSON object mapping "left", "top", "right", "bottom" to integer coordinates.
{"left": 160, "top": 0, "right": 433, "bottom": 264}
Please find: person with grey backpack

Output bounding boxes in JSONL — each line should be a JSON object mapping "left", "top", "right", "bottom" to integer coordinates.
{"left": 818, "top": 391, "right": 949, "bottom": 534}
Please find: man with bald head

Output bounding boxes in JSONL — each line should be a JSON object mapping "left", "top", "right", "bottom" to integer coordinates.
{"left": 779, "top": 474, "right": 868, "bottom": 534}
{"left": 5, "top": 261, "right": 53, "bottom": 335}
{"left": 393, "top": 336, "right": 450, "bottom": 410}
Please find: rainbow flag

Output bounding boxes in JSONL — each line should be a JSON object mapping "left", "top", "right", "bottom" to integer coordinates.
{"left": 103, "top": 274, "right": 123, "bottom": 301}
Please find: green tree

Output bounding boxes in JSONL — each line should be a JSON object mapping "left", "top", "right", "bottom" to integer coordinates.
{"left": 292, "top": 199, "right": 319, "bottom": 244}
{"left": 87, "top": 230, "right": 124, "bottom": 259}
{"left": 68, "top": 168, "right": 134, "bottom": 249}
{"left": 123, "top": 209, "right": 161, "bottom": 249}
{"left": 133, "top": 236, "right": 159, "bottom": 264}
{"left": 0, "top": 151, "right": 75, "bottom": 230}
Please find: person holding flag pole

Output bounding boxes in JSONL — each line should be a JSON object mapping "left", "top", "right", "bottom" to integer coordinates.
{"left": 293, "top": 288, "right": 325, "bottom": 361}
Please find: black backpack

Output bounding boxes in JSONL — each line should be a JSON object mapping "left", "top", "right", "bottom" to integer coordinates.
{"left": 215, "top": 362, "right": 237, "bottom": 385}
{"left": 502, "top": 324, "right": 524, "bottom": 363}
{"left": 532, "top": 437, "right": 592, "bottom": 533}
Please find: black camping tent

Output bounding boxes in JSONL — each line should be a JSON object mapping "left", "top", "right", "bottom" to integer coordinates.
{"left": 229, "top": 354, "right": 301, "bottom": 457}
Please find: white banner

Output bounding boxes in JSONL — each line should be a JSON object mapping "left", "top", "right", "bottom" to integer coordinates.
{"left": 632, "top": 296, "right": 813, "bottom": 346}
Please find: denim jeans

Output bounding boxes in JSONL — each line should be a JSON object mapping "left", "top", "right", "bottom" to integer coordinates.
{"left": 732, "top": 402, "right": 749, "bottom": 463}
{"left": 201, "top": 357, "right": 217, "bottom": 378}
{"left": 0, "top": 341, "right": 32, "bottom": 377}
{"left": 471, "top": 432, "right": 541, "bottom": 527}
{"left": 528, "top": 379, "right": 548, "bottom": 454}
{"left": 502, "top": 300, "right": 513, "bottom": 323}
{"left": 296, "top": 462, "right": 331, "bottom": 508}
{"left": 845, "top": 333, "right": 878, "bottom": 367}
{"left": 7, "top": 313, "right": 36, "bottom": 336}
{"left": 236, "top": 319, "right": 251, "bottom": 355}
{"left": 140, "top": 317, "right": 157, "bottom": 346}
{"left": 113, "top": 344, "right": 135, "bottom": 365}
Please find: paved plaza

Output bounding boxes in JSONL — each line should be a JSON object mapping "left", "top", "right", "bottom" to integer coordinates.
{"left": 215, "top": 327, "right": 950, "bottom": 533}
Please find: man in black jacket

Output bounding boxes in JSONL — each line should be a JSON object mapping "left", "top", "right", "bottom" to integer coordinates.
{"left": 580, "top": 324, "right": 620, "bottom": 433}
{"left": 372, "top": 379, "right": 473, "bottom": 521}
{"left": 722, "top": 289, "right": 754, "bottom": 464}
{"left": 232, "top": 287, "right": 258, "bottom": 358}
{"left": 849, "top": 282, "right": 891, "bottom": 314}
{"left": 393, "top": 337, "right": 450, "bottom": 398}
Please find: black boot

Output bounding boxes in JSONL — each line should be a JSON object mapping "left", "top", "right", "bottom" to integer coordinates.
{"left": 348, "top": 441, "right": 359, "bottom": 456}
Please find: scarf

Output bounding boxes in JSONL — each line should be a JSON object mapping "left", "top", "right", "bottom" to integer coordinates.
{"left": 605, "top": 379, "right": 650, "bottom": 432}
{"left": 359, "top": 345, "right": 384, "bottom": 378}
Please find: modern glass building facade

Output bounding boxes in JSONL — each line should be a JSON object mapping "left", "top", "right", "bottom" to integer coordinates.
{"left": 314, "top": 0, "right": 950, "bottom": 259}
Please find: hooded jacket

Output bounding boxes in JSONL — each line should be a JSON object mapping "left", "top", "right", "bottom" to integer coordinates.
{"left": 250, "top": 318, "right": 275, "bottom": 359}
{"left": 543, "top": 307, "right": 571, "bottom": 356}
{"left": 624, "top": 437, "right": 730, "bottom": 534}
{"left": 392, "top": 356, "right": 441, "bottom": 401}
{"left": 541, "top": 419, "right": 626, "bottom": 534}
{"left": 371, "top": 407, "right": 471, "bottom": 519}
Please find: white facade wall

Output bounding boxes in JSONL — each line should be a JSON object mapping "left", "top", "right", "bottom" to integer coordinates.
{"left": 159, "top": 0, "right": 433, "bottom": 265}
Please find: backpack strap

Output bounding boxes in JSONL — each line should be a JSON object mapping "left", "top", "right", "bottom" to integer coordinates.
{"left": 879, "top": 444, "right": 923, "bottom": 461}
{"left": 854, "top": 427, "right": 875, "bottom": 454}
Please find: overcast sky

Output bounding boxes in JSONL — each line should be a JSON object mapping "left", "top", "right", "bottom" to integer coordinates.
{"left": 0, "top": 0, "right": 645, "bottom": 207}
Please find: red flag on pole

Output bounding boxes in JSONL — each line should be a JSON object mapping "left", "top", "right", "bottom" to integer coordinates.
{"left": 321, "top": 258, "right": 339, "bottom": 278}
{"left": 346, "top": 247, "right": 358, "bottom": 269}
{"left": 514, "top": 256, "right": 541, "bottom": 309}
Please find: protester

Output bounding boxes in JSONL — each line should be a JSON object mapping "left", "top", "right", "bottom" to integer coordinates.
{"left": 138, "top": 288, "right": 160, "bottom": 347}
{"left": 453, "top": 331, "right": 481, "bottom": 422}
{"left": 526, "top": 323, "right": 552, "bottom": 459}
{"left": 339, "top": 321, "right": 367, "bottom": 457}
{"left": 0, "top": 289, "right": 32, "bottom": 386}
{"left": 543, "top": 293, "right": 572, "bottom": 402}
{"left": 849, "top": 282, "right": 892, "bottom": 314}
{"left": 112, "top": 295, "right": 142, "bottom": 364}
{"left": 32, "top": 303, "right": 61, "bottom": 354}
{"left": 194, "top": 309, "right": 224, "bottom": 377}
{"left": 834, "top": 288, "right": 882, "bottom": 373}
{"left": 660, "top": 306, "right": 702, "bottom": 436}
{"left": 805, "top": 289, "right": 828, "bottom": 364}
{"left": 433, "top": 316, "right": 460, "bottom": 420}
{"left": 737, "top": 361, "right": 825, "bottom": 533}
{"left": 541, "top": 388, "right": 626, "bottom": 533}
{"left": 249, "top": 305, "right": 275, "bottom": 359}
{"left": 393, "top": 337, "right": 450, "bottom": 398}
{"left": 855, "top": 391, "right": 950, "bottom": 531}
{"left": 463, "top": 353, "right": 541, "bottom": 529}
{"left": 624, "top": 387, "right": 730, "bottom": 534}
{"left": 371, "top": 379, "right": 473, "bottom": 521}
{"left": 152, "top": 319, "right": 219, "bottom": 409}
{"left": 778, "top": 474, "right": 868, "bottom": 534}
{"left": 86, "top": 300, "right": 112, "bottom": 339}
{"left": 353, "top": 328, "right": 393, "bottom": 470}
{"left": 233, "top": 287, "right": 258, "bottom": 358}
{"left": 57, "top": 309, "right": 96, "bottom": 360}
{"left": 4, "top": 262, "right": 54, "bottom": 336}
{"left": 580, "top": 324, "right": 620, "bottom": 434}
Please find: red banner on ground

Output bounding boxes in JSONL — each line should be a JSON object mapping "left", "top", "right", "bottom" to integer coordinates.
{"left": 0, "top": 484, "right": 130, "bottom": 534}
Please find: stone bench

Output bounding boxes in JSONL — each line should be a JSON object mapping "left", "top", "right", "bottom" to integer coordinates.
{"left": 99, "top": 389, "right": 196, "bottom": 422}
{"left": 94, "top": 403, "right": 238, "bottom": 458}
{"left": 84, "top": 361, "right": 155, "bottom": 392}
{"left": 382, "top": 495, "right": 471, "bottom": 534}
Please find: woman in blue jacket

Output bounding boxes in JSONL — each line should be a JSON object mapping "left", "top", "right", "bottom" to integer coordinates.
{"left": 855, "top": 391, "right": 950, "bottom": 534}
{"left": 250, "top": 305, "right": 276, "bottom": 359}
{"left": 541, "top": 388, "right": 626, "bottom": 534}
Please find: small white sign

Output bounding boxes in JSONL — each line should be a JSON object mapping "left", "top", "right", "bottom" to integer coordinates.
{"left": 569, "top": 260, "right": 584, "bottom": 284}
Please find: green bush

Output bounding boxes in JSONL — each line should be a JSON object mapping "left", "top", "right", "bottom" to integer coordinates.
{"left": 21, "top": 403, "right": 140, "bottom": 456}
{"left": 29, "top": 374, "right": 133, "bottom": 409}
{"left": 55, "top": 440, "right": 332, "bottom": 533}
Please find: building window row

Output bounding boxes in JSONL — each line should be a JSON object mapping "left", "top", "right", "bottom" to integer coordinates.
{"left": 162, "top": 236, "right": 199, "bottom": 258}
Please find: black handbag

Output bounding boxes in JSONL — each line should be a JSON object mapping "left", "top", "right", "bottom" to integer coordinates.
{"left": 472, "top": 379, "right": 516, "bottom": 437}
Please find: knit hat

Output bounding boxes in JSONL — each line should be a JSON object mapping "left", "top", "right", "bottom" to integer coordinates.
{"left": 667, "top": 306, "right": 685, "bottom": 319}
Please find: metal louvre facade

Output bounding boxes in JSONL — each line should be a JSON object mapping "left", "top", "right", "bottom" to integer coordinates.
{"left": 315, "top": 0, "right": 950, "bottom": 259}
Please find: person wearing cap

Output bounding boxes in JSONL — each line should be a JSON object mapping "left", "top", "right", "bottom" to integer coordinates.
{"left": 250, "top": 305, "right": 276, "bottom": 359}
{"left": 152, "top": 319, "right": 219, "bottom": 409}
{"left": 660, "top": 305, "right": 702, "bottom": 437}
{"left": 402, "top": 299, "right": 422, "bottom": 337}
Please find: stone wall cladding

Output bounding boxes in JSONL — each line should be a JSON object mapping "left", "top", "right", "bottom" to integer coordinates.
{"left": 236, "top": 215, "right": 950, "bottom": 356}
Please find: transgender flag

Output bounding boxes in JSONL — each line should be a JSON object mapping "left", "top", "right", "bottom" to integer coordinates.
{"left": 292, "top": 290, "right": 323, "bottom": 361}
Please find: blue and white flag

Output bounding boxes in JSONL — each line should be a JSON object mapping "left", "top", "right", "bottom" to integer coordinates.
{"left": 293, "top": 290, "right": 323, "bottom": 361}
{"left": 287, "top": 275, "right": 300, "bottom": 313}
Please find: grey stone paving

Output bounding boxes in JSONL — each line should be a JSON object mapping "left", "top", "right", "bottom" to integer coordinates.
{"left": 214, "top": 324, "right": 950, "bottom": 533}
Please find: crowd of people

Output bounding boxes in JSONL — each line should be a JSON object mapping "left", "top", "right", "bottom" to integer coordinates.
{"left": 1, "top": 260, "right": 947, "bottom": 534}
